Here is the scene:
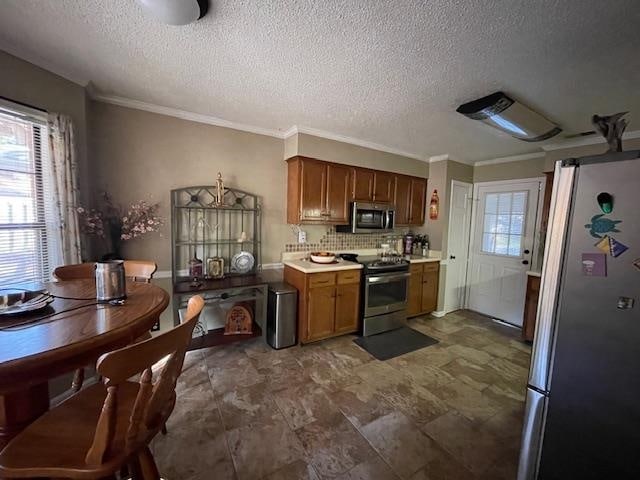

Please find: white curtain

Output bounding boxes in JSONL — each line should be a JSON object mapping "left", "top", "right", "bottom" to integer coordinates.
{"left": 48, "top": 113, "right": 82, "bottom": 266}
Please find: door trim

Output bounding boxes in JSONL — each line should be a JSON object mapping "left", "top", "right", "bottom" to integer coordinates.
{"left": 464, "top": 177, "right": 546, "bottom": 310}
{"left": 443, "top": 179, "right": 473, "bottom": 314}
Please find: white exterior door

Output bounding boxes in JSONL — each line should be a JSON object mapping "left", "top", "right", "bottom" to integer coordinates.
{"left": 467, "top": 179, "right": 542, "bottom": 326}
{"left": 443, "top": 180, "right": 473, "bottom": 313}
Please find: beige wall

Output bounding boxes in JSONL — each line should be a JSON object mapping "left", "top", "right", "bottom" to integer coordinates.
{"left": 425, "top": 159, "right": 473, "bottom": 253}
{"left": 295, "top": 133, "right": 429, "bottom": 177}
{"left": 544, "top": 137, "right": 640, "bottom": 171}
{"left": 0, "top": 50, "right": 89, "bottom": 204}
{"left": 283, "top": 133, "right": 298, "bottom": 160}
{"left": 424, "top": 159, "right": 473, "bottom": 311}
{"left": 443, "top": 160, "right": 473, "bottom": 253}
{"left": 89, "top": 101, "right": 287, "bottom": 270}
{"left": 425, "top": 161, "right": 446, "bottom": 251}
{"left": 472, "top": 137, "right": 640, "bottom": 183}
{"left": 447, "top": 159, "right": 474, "bottom": 184}
{"left": 88, "top": 103, "right": 433, "bottom": 270}
{"left": 473, "top": 156, "right": 547, "bottom": 182}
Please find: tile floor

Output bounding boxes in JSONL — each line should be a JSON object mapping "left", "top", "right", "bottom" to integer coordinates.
{"left": 153, "top": 310, "right": 531, "bottom": 480}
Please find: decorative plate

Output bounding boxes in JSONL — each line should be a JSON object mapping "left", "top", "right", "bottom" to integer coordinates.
{"left": 230, "top": 251, "right": 255, "bottom": 274}
{"left": 0, "top": 290, "right": 53, "bottom": 317}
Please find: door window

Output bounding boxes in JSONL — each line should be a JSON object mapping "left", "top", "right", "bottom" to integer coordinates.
{"left": 481, "top": 191, "right": 527, "bottom": 257}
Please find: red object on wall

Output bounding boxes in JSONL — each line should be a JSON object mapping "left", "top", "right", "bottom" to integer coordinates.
{"left": 429, "top": 189, "right": 439, "bottom": 220}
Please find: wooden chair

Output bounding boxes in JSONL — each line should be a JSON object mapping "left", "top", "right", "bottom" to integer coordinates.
{"left": 0, "top": 295, "right": 204, "bottom": 480}
{"left": 54, "top": 261, "right": 159, "bottom": 393}
{"left": 124, "top": 260, "right": 158, "bottom": 283}
{"left": 53, "top": 262, "right": 95, "bottom": 280}
{"left": 54, "top": 261, "right": 158, "bottom": 283}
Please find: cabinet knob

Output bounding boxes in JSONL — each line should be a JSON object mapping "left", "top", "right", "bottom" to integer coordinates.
{"left": 524, "top": 249, "right": 530, "bottom": 254}
{"left": 449, "top": 255, "right": 456, "bottom": 259}
{"left": 522, "top": 260, "right": 529, "bottom": 265}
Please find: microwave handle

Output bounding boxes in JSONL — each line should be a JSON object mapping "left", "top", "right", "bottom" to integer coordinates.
{"left": 385, "top": 210, "right": 394, "bottom": 229}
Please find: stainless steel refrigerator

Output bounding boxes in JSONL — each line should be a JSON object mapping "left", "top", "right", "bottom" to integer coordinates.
{"left": 517, "top": 150, "right": 640, "bottom": 479}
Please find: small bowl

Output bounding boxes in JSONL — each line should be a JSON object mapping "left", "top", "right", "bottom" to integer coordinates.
{"left": 310, "top": 251, "right": 336, "bottom": 264}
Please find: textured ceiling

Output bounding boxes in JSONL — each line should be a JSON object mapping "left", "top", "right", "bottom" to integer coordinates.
{"left": 1, "top": 0, "right": 639, "bottom": 162}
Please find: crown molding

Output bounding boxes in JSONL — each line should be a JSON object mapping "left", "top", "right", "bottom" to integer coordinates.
{"left": 91, "top": 93, "right": 287, "bottom": 139}
{"left": 428, "top": 154, "right": 449, "bottom": 163}
{"left": 542, "top": 130, "right": 640, "bottom": 151}
{"left": 0, "top": 42, "right": 89, "bottom": 87}
{"left": 427, "top": 153, "right": 477, "bottom": 166}
{"left": 474, "top": 151, "right": 545, "bottom": 166}
{"left": 287, "top": 125, "right": 425, "bottom": 161}
{"left": 90, "top": 94, "right": 427, "bottom": 160}
{"left": 282, "top": 125, "right": 299, "bottom": 139}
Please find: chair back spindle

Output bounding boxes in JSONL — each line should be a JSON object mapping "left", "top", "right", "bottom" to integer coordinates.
{"left": 85, "top": 295, "right": 204, "bottom": 466}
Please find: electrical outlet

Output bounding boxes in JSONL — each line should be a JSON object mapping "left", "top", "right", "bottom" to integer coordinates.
{"left": 298, "top": 230, "right": 307, "bottom": 244}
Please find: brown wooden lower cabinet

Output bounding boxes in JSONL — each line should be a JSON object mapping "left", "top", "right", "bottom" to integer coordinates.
{"left": 408, "top": 270, "right": 423, "bottom": 317}
{"left": 307, "top": 285, "right": 336, "bottom": 340}
{"left": 407, "top": 262, "right": 440, "bottom": 317}
{"left": 334, "top": 283, "right": 360, "bottom": 334}
{"left": 284, "top": 267, "right": 361, "bottom": 344}
{"left": 522, "top": 274, "right": 541, "bottom": 342}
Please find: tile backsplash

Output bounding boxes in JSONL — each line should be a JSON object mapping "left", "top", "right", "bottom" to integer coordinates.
{"left": 284, "top": 226, "right": 405, "bottom": 253}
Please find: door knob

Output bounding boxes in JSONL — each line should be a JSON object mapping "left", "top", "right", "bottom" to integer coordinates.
{"left": 522, "top": 260, "right": 529, "bottom": 265}
{"left": 450, "top": 255, "right": 456, "bottom": 259}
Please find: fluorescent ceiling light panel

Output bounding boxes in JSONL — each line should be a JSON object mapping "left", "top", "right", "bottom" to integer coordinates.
{"left": 456, "top": 91, "right": 561, "bottom": 142}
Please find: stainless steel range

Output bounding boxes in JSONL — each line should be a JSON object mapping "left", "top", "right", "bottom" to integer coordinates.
{"left": 357, "top": 256, "right": 410, "bottom": 336}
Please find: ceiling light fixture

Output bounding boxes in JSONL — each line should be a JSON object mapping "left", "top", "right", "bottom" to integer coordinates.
{"left": 137, "top": 0, "right": 209, "bottom": 26}
{"left": 456, "top": 91, "right": 561, "bottom": 142}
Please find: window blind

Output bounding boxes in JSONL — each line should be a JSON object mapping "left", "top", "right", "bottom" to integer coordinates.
{"left": 0, "top": 104, "right": 53, "bottom": 288}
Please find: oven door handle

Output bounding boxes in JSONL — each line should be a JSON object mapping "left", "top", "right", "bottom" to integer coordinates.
{"left": 366, "top": 272, "right": 410, "bottom": 284}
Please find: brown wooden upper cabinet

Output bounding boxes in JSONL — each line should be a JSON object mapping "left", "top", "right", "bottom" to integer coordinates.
{"left": 408, "top": 177, "right": 427, "bottom": 226}
{"left": 352, "top": 168, "right": 375, "bottom": 201}
{"left": 352, "top": 168, "right": 394, "bottom": 203}
{"left": 373, "top": 171, "right": 394, "bottom": 203}
{"left": 287, "top": 157, "right": 350, "bottom": 224}
{"left": 287, "top": 156, "right": 427, "bottom": 226}
{"left": 393, "top": 175, "right": 427, "bottom": 226}
{"left": 393, "top": 175, "right": 412, "bottom": 225}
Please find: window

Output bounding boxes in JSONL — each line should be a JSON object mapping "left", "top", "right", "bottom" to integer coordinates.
{"left": 0, "top": 103, "right": 52, "bottom": 287}
{"left": 481, "top": 191, "right": 527, "bottom": 257}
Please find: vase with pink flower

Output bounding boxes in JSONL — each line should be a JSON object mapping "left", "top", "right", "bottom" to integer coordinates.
{"left": 78, "top": 192, "right": 163, "bottom": 260}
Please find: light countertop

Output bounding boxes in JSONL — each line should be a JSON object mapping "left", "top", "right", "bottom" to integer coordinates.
{"left": 526, "top": 270, "right": 542, "bottom": 277}
{"left": 406, "top": 255, "right": 441, "bottom": 264}
{"left": 283, "top": 258, "right": 363, "bottom": 274}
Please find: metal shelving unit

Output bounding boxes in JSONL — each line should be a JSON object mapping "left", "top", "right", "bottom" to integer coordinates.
{"left": 170, "top": 185, "right": 265, "bottom": 349}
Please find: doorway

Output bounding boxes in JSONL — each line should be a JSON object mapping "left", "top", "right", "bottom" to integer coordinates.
{"left": 466, "top": 178, "right": 544, "bottom": 326}
{"left": 443, "top": 180, "right": 473, "bottom": 313}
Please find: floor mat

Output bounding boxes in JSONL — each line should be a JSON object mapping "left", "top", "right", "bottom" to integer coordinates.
{"left": 353, "top": 326, "right": 439, "bottom": 361}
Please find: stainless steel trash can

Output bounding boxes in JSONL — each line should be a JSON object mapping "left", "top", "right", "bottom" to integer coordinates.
{"left": 267, "top": 282, "right": 298, "bottom": 349}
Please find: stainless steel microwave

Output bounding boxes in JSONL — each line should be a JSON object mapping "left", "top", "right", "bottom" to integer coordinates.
{"left": 336, "top": 202, "right": 396, "bottom": 233}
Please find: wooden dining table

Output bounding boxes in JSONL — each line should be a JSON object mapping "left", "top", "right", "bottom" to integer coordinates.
{"left": 0, "top": 279, "right": 169, "bottom": 449}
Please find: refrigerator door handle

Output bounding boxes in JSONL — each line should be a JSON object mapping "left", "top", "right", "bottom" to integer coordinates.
{"left": 517, "top": 388, "right": 548, "bottom": 480}
{"left": 529, "top": 162, "right": 576, "bottom": 390}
